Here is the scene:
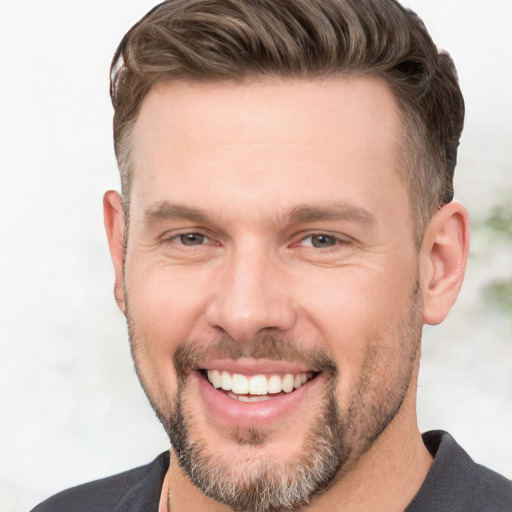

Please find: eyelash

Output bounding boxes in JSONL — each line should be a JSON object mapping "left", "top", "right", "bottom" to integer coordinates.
{"left": 295, "top": 233, "right": 350, "bottom": 251}
{"left": 162, "top": 231, "right": 349, "bottom": 252}
{"left": 164, "top": 231, "right": 216, "bottom": 247}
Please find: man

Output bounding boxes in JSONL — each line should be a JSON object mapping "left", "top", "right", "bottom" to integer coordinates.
{"left": 32, "top": 0, "right": 512, "bottom": 511}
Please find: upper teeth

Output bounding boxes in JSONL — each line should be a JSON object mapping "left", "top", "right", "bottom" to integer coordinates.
{"left": 206, "top": 370, "right": 311, "bottom": 395}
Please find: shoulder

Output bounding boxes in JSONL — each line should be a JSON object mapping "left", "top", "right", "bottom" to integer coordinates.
{"left": 30, "top": 451, "right": 170, "bottom": 512}
{"left": 407, "top": 431, "right": 512, "bottom": 512}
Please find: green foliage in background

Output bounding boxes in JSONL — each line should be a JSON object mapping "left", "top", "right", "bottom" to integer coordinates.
{"left": 480, "top": 199, "right": 512, "bottom": 314}
{"left": 483, "top": 279, "right": 512, "bottom": 312}
{"left": 485, "top": 203, "right": 512, "bottom": 239}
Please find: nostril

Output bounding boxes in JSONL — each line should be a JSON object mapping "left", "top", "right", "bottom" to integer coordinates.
{"left": 204, "top": 276, "right": 297, "bottom": 342}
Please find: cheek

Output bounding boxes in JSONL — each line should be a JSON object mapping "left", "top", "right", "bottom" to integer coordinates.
{"left": 294, "top": 265, "right": 417, "bottom": 396}
{"left": 124, "top": 268, "right": 212, "bottom": 397}
{"left": 126, "top": 264, "right": 209, "bottom": 338}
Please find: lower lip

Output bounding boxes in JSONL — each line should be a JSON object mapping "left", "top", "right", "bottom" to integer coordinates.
{"left": 193, "top": 371, "right": 321, "bottom": 428}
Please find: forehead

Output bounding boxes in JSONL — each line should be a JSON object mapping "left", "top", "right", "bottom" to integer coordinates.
{"left": 132, "top": 77, "right": 400, "bottom": 158}
{"left": 129, "top": 77, "right": 408, "bottom": 229}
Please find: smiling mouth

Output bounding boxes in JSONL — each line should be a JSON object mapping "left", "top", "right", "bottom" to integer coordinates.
{"left": 199, "top": 369, "right": 319, "bottom": 402}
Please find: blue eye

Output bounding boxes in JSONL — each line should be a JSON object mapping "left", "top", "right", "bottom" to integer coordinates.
{"left": 302, "top": 234, "right": 339, "bottom": 248}
{"left": 178, "top": 233, "right": 206, "bottom": 246}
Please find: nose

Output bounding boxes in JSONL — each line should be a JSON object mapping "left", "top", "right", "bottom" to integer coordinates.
{"left": 205, "top": 245, "right": 297, "bottom": 343}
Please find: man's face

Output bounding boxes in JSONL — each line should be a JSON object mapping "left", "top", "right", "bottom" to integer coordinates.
{"left": 123, "top": 78, "right": 423, "bottom": 510}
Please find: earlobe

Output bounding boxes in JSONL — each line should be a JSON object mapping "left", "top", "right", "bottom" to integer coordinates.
{"left": 103, "top": 190, "right": 126, "bottom": 314}
{"left": 421, "top": 201, "right": 470, "bottom": 325}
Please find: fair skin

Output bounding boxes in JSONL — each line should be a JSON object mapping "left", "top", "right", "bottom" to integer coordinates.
{"left": 104, "top": 77, "right": 470, "bottom": 511}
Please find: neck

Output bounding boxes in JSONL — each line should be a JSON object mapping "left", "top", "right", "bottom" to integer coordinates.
{"left": 308, "top": 402, "right": 432, "bottom": 511}
{"left": 298, "top": 364, "right": 433, "bottom": 512}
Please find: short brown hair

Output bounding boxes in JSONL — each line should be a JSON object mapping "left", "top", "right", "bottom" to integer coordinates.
{"left": 110, "top": 0, "right": 464, "bottom": 243}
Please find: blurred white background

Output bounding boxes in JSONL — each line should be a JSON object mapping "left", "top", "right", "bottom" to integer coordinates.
{"left": 0, "top": 1, "right": 511, "bottom": 511}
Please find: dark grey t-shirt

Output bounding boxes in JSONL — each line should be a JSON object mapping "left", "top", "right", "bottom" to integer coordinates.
{"left": 405, "top": 431, "right": 512, "bottom": 511}
{"left": 31, "top": 431, "right": 512, "bottom": 511}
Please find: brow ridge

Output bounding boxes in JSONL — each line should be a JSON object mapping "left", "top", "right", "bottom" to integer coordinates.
{"left": 144, "top": 201, "right": 209, "bottom": 226}
{"left": 144, "top": 200, "right": 377, "bottom": 228}
{"left": 286, "top": 203, "right": 377, "bottom": 226}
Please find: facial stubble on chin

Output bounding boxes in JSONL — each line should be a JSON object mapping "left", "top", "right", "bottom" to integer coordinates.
{"left": 125, "top": 281, "right": 423, "bottom": 512}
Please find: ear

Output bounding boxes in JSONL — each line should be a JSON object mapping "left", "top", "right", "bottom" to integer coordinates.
{"left": 420, "top": 201, "right": 470, "bottom": 325}
{"left": 103, "top": 190, "right": 126, "bottom": 315}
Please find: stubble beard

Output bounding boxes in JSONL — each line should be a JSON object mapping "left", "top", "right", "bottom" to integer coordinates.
{"left": 127, "top": 283, "right": 423, "bottom": 512}
{"left": 168, "top": 372, "right": 346, "bottom": 512}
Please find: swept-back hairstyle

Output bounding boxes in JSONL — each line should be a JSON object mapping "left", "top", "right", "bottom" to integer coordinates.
{"left": 110, "top": 0, "right": 464, "bottom": 243}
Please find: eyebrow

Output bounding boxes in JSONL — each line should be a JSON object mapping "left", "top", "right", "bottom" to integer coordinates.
{"left": 286, "top": 203, "right": 377, "bottom": 227}
{"left": 144, "top": 200, "right": 377, "bottom": 229}
{"left": 144, "top": 202, "right": 210, "bottom": 226}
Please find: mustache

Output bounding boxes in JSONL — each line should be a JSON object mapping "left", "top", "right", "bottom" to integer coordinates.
{"left": 173, "top": 334, "right": 338, "bottom": 383}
